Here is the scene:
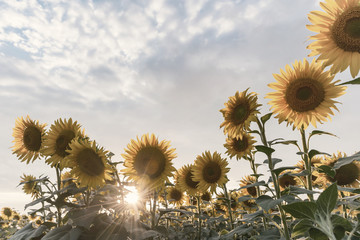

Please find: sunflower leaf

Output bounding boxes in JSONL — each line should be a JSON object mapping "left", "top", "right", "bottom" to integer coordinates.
{"left": 238, "top": 180, "right": 266, "bottom": 190}
{"left": 289, "top": 186, "right": 319, "bottom": 195}
{"left": 309, "top": 130, "right": 337, "bottom": 139}
{"left": 267, "top": 138, "right": 284, "bottom": 146}
{"left": 263, "top": 158, "right": 282, "bottom": 167}
{"left": 308, "top": 149, "right": 330, "bottom": 160}
{"left": 255, "top": 145, "right": 275, "bottom": 156}
{"left": 333, "top": 151, "right": 360, "bottom": 169}
{"left": 272, "top": 166, "right": 297, "bottom": 176}
{"left": 337, "top": 186, "right": 360, "bottom": 194}
{"left": 282, "top": 201, "right": 317, "bottom": 220}
{"left": 256, "top": 195, "right": 283, "bottom": 212}
{"left": 316, "top": 182, "right": 338, "bottom": 215}
{"left": 41, "top": 224, "right": 82, "bottom": 240}
{"left": 316, "top": 165, "right": 336, "bottom": 178}
{"left": 271, "top": 140, "right": 299, "bottom": 147}
{"left": 291, "top": 219, "right": 313, "bottom": 239}
{"left": 260, "top": 113, "right": 273, "bottom": 125}
{"left": 339, "top": 77, "right": 360, "bottom": 85}
{"left": 8, "top": 223, "right": 48, "bottom": 240}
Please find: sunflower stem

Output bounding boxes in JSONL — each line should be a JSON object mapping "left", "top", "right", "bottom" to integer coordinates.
{"left": 222, "top": 184, "right": 234, "bottom": 230}
{"left": 151, "top": 190, "right": 157, "bottom": 229}
{"left": 340, "top": 191, "right": 348, "bottom": 219}
{"left": 196, "top": 195, "right": 202, "bottom": 240}
{"left": 300, "top": 126, "right": 314, "bottom": 201}
{"left": 255, "top": 117, "right": 290, "bottom": 240}
{"left": 55, "top": 167, "right": 62, "bottom": 227}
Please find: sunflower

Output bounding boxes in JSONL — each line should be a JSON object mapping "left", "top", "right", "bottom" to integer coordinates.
{"left": 216, "top": 191, "right": 241, "bottom": 212}
{"left": 20, "top": 174, "right": 41, "bottom": 199}
{"left": 66, "top": 139, "right": 113, "bottom": 189}
{"left": 42, "top": 118, "right": 85, "bottom": 169}
{"left": 192, "top": 151, "right": 230, "bottom": 193}
{"left": 200, "top": 191, "right": 212, "bottom": 202}
{"left": 1, "top": 207, "right": 13, "bottom": 220}
{"left": 176, "top": 164, "right": 200, "bottom": 196}
{"left": 315, "top": 152, "right": 360, "bottom": 188}
{"left": 278, "top": 170, "right": 301, "bottom": 191}
{"left": 220, "top": 89, "right": 261, "bottom": 138}
{"left": 60, "top": 171, "right": 76, "bottom": 189}
{"left": 166, "top": 186, "right": 186, "bottom": 206}
{"left": 239, "top": 175, "right": 258, "bottom": 197}
{"left": 238, "top": 191, "right": 257, "bottom": 213}
{"left": 224, "top": 131, "right": 256, "bottom": 160}
{"left": 266, "top": 58, "right": 346, "bottom": 129}
{"left": 12, "top": 116, "right": 46, "bottom": 164}
{"left": 121, "top": 134, "right": 177, "bottom": 191}
{"left": 307, "top": 0, "right": 360, "bottom": 78}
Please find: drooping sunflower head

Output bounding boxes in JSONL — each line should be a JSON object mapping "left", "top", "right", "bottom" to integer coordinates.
{"left": 42, "top": 118, "right": 85, "bottom": 170}
{"left": 20, "top": 174, "right": 41, "bottom": 199}
{"left": 266, "top": 58, "right": 346, "bottom": 129}
{"left": 216, "top": 191, "right": 241, "bottom": 213}
{"left": 166, "top": 186, "right": 186, "bottom": 206}
{"left": 66, "top": 139, "right": 113, "bottom": 189}
{"left": 60, "top": 171, "right": 77, "bottom": 189}
{"left": 239, "top": 175, "right": 258, "bottom": 197}
{"left": 121, "top": 134, "right": 177, "bottom": 191}
{"left": 1, "top": 207, "right": 13, "bottom": 219}
{"left": 220, "top": 89, "right": 261, "bottom": 138}
{"left": 224, "top": 131, "right": 256, "bottom": 160}
{"left": 307, "top": 0, "right": 360, "bottom": 78}
{"left": 200, "top": 191, "right": 212, "bottom": 203}
{"left": 278, "top": 170, "right": 301, "bottom": 191}
{"left": 175, "top": 164, "right": 200, "bottom": 196}
{"left": 192, "top": 151, "right": 230, "bottom": 193}
{"left": 316, "top": 152, "right": 360, "bottom": 188}
{"left": 12, "top": 116, "right": 47, "bottom": 164}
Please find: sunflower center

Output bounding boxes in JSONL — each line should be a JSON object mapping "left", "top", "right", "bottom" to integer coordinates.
{"left": 201, "top": 192, "right": 211, "bottom": 201}
{"left": 202, "top": 161, "right": 222, "bottom": 184}
{"left": 134, "top": 147, "right": 166, "bottom": 179}
{"left": 230, "top": 197, "right": 237, "bottom": 209}
{"left": 170, "top": 189, "right": 182, "bottom": 201}
{"left": 231, "top": 103, "right": 250, "bottom": 125}
{"left": 331, "top": 7, "right": 360, "bottom": 52}
{"left": 185, "top": 170, "right": 199, "bottom": 189}
{"left": 246, "top": 186, "right": 257, "bottom": 197}
{"left": 3, "top": 208, "right": 12, "bottom": 217}
{"left": 330, "top": 162, "right": 359, "bottom": 186}
{"left": 55, "top": 130, "right": 76, "bottom": 157}
{"left": 279, "top": 175, "right": 297, "bottom": 189}
{"left": 23, "top": 126, "right": 42, "bottom": 151}
{"left": 285, "top": 78, "right": 325, "bottom": 112}
{"left": 232, "top": 136, "right": 248, "bottom": 152}
{"left": 76, "top": 148, "right": 105, "bottom": 176}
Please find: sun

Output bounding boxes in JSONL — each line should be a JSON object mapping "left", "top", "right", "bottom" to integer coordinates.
{"left": 124, "top": 186, "right": 140, "bottom": 205}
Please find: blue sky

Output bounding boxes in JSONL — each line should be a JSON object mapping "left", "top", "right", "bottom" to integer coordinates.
{"left": 1, "top": 0, "right": 359, "bottom": 213}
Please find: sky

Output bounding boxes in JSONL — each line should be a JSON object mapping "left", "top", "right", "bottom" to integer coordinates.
{"left": 1, "top": 0, "right": 359, "bottom": 213}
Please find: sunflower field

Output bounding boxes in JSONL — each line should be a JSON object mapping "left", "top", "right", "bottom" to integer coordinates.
{"left": 2, "top": 0, "right": 360, "bottom": 239}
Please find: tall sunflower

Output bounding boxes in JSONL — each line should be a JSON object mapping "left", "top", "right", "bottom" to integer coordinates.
{"left": 166, "top": 186, "right": 187, "bottom": 206}
{"left": 42, "top": 118, "right": 85, "bottom": 170}
{"left": 266, "top": 59, "right": 346, "bottom": 129}
{"left": 224, "top": 131, "right": 256, "bottom": 160}
{"left": 192, "top": 151, "right": 230, "bottom": 193}
{"left": 307, "top": 0, "right": 360, "bottom": 78}
{"left": 66, "top": 139, "right": 112, "bottom": 189}
{"left": 176, "top": 164, "right": 200, "bottom": 196}
{"left": 121, "top": 134, "right": 177, "bottom": 191}
{"left": 20, "top": 174, "right": 41, "bottom": 199}
{"left": 220, "top": 89, "right": 261, "bottom": 138}
{"left": 12, "top": 116, "right": 46, "bottom": 164}
{"left": 315, "top": 152, "right": 360, "bottom": 188}
{"left": 239, "top": 175, "right": 258, "bottom": 197}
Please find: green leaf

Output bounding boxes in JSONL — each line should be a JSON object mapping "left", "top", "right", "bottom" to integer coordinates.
{"left": 261, "top": 113, "right": 272, "bottom": 125}
{"left": 291, "top": 219, "right": 313, "bottom": 239}
{"left": 255, "top": 145, "right": 275, "bottom": 156}
{"left": 317, "top": 165, "right": 336, "bottom": 178}
{"left": 333, "top": 151, "right": 360, "bottom": 169}
{"left": 271, "top": 140, "right": 299, "bottom": 147}
{"left": 337, "top": 186, "right": 360, "bottom": 194}
{"left": 238, "top": 181, "right": 266, "bottom": 190}
{"left": 255, "top": 195, "right": 282, "bottom": 212}
{"left": 68, "top": 205, "right": 101, "bottom": 229}
{"left": 267, "top": 138, "right": 284, "bottom": 146}
{"left": 331, "top": 215, "right": 352, "bottom": 231}
{"left": 242, "top": 210, "right": 264, "bottom": 221}
{"left": 282, "top": 201, "right": 317, "bottom": 219}
{"left": 308, "top": 149, "right": 330, "bottom": 161}
{"left": 309, "top": 130, "right": 337, "bottom": 139}
{"left": 339, "top": 77, "right": 360, "bottom": 85}
{"left": 220, "top": 225, "right": 253, "bottom": 239}
{"left": 333, "top": 226, "right": 345, "bottom": 240}
{"left": 316, "top": 182, "right": 338, "bottom": 215}
{"left": 41, "top": 225, "right": 82, "bottom": 240}
{"left": 272, "top": 166, "right": 297, "bottom": 176}
{"left": 263, "top": 158, "right": 282, "bottom": 167}
{"left": 8, "top": 223, "right": 48, "bottom": 240}
{"left": 289, "top": 186, "right": 319, "bottom": 195}
{"left": 309, "top": 228, "right": 328, "bottom": 240}
{"left": 237, "top": 196, "right": 254, "bottom": 203}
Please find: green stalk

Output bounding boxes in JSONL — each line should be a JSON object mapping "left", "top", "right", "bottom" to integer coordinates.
{"left": 55, "top": 167, "right": 62, "bottom": 227}
{"left": 197, "top": 195, "right": 202, "bottom": 240}
{"left": 223, "top": 184, "right": 234, "bottom": 230}
{"left": 151, "top": 190, "right": 157, "bottom": 228}
{"left": 255, "top": 117, "right": 290, "bottom": 240}
{"left": 300, "top": 126, "right": 314, "bottom": 201}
